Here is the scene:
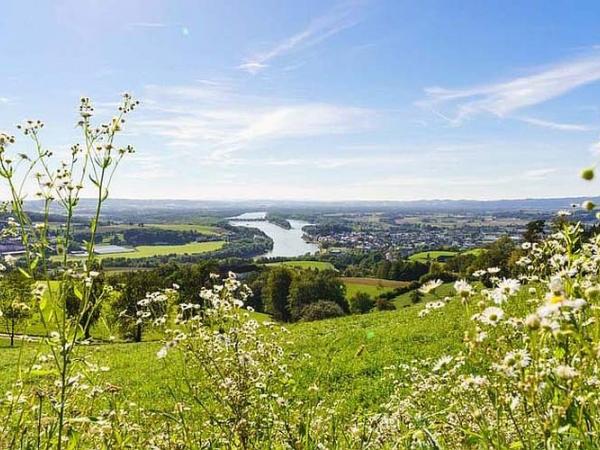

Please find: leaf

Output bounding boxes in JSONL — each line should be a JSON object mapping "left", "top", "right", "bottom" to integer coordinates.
{"left": 74, "top": 284, "right": 84, "bottom": 301}
{"left": 18, "top": 268, "right": 32, "bottom": 278}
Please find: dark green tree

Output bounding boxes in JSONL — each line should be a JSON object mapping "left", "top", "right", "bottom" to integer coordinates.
{"left": 263, "top": 267, "right": 293, "bottom": 322}
{"left": 349, "top": 292, "right": 375, "bottom": 314}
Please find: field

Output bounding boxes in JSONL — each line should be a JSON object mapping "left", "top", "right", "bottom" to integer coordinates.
{"left": 0, "top": 298, "right": 466, "bottom": 412}
{"left": 408, "top": 250, "right": 458, "bottom": 263}
{"left": 393, "top": 282, "right": 454, "bottom": 307}
{"left": 264, "top": 260, "right": 335, "bottom": 270}
{"left": 408, "top": 247, "right": 485, "bottom": 263}
{"left": 342, "top": 277, "right": 408, "bottom": 299}
{"left": 150, "top": 223, "right": 221, "bottom": 235}
{"left": 54, "top": 241, "right": 226, "bottom": 261}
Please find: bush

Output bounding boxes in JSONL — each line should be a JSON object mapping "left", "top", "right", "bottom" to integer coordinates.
{"left": 419, "top": 271, "right": 457, "bottom": 284}
{"left": 349, "top": 292, "right": 375, "bottom": 314}
{"left": 301, "top": 300, "right": 345, "bottom": 321}
{"left": 374, "top": 298, "right": 396, "bottom": 311}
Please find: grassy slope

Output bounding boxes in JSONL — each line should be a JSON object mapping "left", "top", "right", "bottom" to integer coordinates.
{"left": 265, "top": 261, "right": 335, "bottom": 271}
{"left": 342, "top": 277, "right": 409, "bottom": 299}
{"left": 393, "top": 282, "right": 455, "bottom": 307}
{"left": 0, "top": 299, "right": 466, "bottom": 412}
{"left": 408, "top": 250, "right": 458, "bottom": 263}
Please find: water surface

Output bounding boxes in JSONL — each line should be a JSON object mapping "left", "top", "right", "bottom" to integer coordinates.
{"left": 229, "top": 216, "right": 318, "bottom": 258}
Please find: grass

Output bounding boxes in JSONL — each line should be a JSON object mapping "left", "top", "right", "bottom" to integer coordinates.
{"left": 265, "top": 260, "right": 335, "bottom": 271}
{"left": 150, "top": 223, "right": 221, "bottom": 236}
{"left": 393, "top": 282, "right": 455, "bottom": 307}
{"left": 0, "top": 299, "right": 467, "bottom": 412}
{"left": 342, "top": 277, "right": 408, "bottom": 299}
{"left": 408, "top": 250, "right": 458, "bottom": 263}
{"left": 408, "top": 248, "right": 486, "bottom": 263}
{"left": 54, "top": 241, "right": 226, "bottom": 261}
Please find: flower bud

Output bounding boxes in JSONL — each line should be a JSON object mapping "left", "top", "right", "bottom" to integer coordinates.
{"left": 581, "top": 167, "right": 595, "bottom": 181}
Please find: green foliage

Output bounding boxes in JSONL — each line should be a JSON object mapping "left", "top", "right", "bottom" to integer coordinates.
{"left": 288, "top": 270, "right": 347, "bottom": 320}
{"left": 300, "top": 300, "right": 346, "bottom": 321}
{"left": 263, "top": 266, "right": 293, "bottom": 322}
{"left": 348, "top": 291, "right": 375, "bottom": 314}
{"left": 0, "top": 272, "right": 33, "bottom": 346}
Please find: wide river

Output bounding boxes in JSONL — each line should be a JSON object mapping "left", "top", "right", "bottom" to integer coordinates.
{"left": 229, "top": 212, "right": 319, "bottom": 258}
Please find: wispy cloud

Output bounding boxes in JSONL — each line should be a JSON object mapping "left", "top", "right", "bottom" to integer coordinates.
{"left": 238, "top": 1, "right": 363, "bottom": 74}
{"left": 0, "top": 97, "right": 10, "bottom": 104}
{"left": 134, "top": 82, "right": 374, "bottom": 158}
{"left": 523, "top": 168, "right": 558, "bottom": 180}
{"left": 420, "top": 51, "right": 600, "bottom": 123}
{"left": 519, "top": 116, "right": 593, "bottom": 131}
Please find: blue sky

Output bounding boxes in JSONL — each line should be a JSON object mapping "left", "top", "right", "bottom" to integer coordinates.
{"left": 2, "top": 0, "right": 600, "bottom": 201}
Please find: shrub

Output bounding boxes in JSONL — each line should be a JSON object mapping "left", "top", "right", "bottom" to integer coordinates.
{"left": 374, "top": 298, "right": 396, "bottom": 311}
{"left": 349, "top": 291, "right": 375, "bottom": 314}
{"left": 301, "top": 300, "right": 345, "bottom": 321}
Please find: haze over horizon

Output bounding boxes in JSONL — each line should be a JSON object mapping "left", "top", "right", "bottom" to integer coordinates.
{"left": 3, "top": 0, "right": 600, "bottom": 201}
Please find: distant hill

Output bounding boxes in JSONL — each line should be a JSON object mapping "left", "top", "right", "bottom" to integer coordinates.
{"left": 23, "top": 196, "right": 598, "bottom": 218}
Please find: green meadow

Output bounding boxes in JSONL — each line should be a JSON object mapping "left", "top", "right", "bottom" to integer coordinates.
{"left": 264, "top": 260, "right": 335, "bottom": 271}
{"left": 342, "top": 277, "right": 408, "bottom": 299}
{"left": 0, "top": 297, "right": 466, "bottom": 412}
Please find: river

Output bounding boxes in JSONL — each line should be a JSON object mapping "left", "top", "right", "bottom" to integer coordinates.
{"left": 228, "top": 212, "right": 319, "bottom": 258}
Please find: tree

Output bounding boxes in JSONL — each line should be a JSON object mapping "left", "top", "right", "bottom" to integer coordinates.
{"left": 523, "top": 220, "right": 545, "bottom": 243}
{"left": 263, "top": 267, "right": 293, "bottom": 322}
{"left": 287, "top": 270, "right": 347, "bottom": 321}
{"left": 0, "top": 272, "right": 34, "bottom": 346}
{"left": 108, "top": 270, "right": 164, "bottom": 341}
{"left": 349, "top": 292, "right": 374, "bottom": 314}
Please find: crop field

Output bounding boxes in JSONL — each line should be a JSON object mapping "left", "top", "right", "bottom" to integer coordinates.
{"left": 265, "top": 260, "right": 335, "bottom": 270}
{"left": 342, "top": 277, "right": 408, "bottom": 299}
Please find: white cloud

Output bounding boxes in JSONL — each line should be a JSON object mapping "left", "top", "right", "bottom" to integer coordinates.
{"left": 239, "top": 1, "right": 362, "bottom": 73}
{"left": 519, "top": 117, "right": 593, "bottom": 131}
{"left": 523, "top": 168, "right": 558, "bottom": 180}
{"left": 420, "top": 52, "right": 600, "bottom": 123}
{"left": 134, "top": 83, "right": 374, "bottom": 158}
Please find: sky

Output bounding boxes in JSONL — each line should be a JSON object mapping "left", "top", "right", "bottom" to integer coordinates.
{"left": 2, "top": 0, "right": 600, "bottom": 201}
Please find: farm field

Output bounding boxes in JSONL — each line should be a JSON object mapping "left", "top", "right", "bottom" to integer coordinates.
{"left": 341, "top": 277, "right": 409, "bottom": 299}
{"left": 95, "top": 223, "right": 222, "bottom": 236}
{"left": 54, "top": 241, "right": 226, "bottom": 261}
{"left": 264, "top": 260, "right": 335, "bottom": 270}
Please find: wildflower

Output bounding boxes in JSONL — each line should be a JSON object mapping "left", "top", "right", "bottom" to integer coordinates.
{"left": 581, "top": 167, "right": 595, "bottom": 181}
{"left": 497, "top": 278, "right": 521, "bottom": 296}
{"left": 524, "top": 313, "right": 541, "bottom": 330}
{"left": 487, "top": 267, "right": 501, "bottom": 274}
{"left": 582, "top": 200, "right": 596, "bottom": 211}
{"left": 419, "top": 279, "right": 442, "bottom": 294}
{"left": 454, "top": 280, "right": 473, "bottom": 298}
{"left": 157, "top": 346, "right": 168, "bottom": 359}
{"left": 555, "top": 365, "right": 578, "bottom": 380}
{"left": 477, "top": 307, "right": 504, "bottom": 326}
{"left": 432, "top": 355, "right": 453, "bottom": 373}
